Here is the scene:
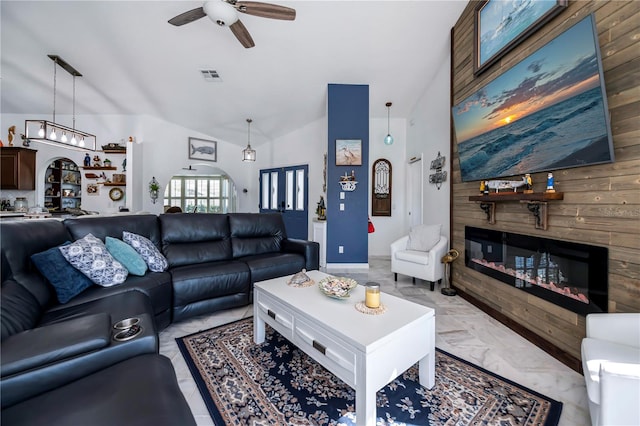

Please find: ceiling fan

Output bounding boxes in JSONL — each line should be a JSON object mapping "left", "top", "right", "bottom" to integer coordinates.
{"left": 168, "top": 0, "right": 296, "bottom": 48}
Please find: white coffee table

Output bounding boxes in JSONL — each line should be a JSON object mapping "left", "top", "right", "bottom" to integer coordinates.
{"left": 253, "top": 270, "right": 435, "bottom": 426}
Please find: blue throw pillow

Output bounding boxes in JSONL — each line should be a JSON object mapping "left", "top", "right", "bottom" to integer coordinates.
{"left": 105, "top": 237, "right": 147, "bottom": 276}
{"left": 31, "top": 242, "right": 93, "bottom": 304}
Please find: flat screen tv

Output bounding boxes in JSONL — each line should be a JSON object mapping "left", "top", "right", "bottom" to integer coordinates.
{"left": 453, "top": 14, "right": 615, "bottom": 182}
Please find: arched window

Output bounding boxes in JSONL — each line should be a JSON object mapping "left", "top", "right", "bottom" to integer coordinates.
{"left": 164, "top": 169, "right": 236, "bottom": 213}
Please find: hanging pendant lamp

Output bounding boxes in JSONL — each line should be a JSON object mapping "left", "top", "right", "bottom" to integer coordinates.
{"left": 384, "top": 102, "right": 394, "bottom": 145}
{"left": 25, "top": 55, "right": 96, "bottom": 151}
{"left": 242, "top": 118, "right": 256, "bottom": 162}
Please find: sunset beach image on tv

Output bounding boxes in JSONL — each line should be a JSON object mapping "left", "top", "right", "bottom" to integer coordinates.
{"left": 453, "top": 14, "right": 614, "bottom": 182}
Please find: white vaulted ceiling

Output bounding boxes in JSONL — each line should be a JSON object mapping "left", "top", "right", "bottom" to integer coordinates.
{"left": 1, "top": 0, "right": 468, "bottom": 146}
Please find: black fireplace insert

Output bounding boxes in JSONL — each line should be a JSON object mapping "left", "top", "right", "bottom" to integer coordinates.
{"left": 465, "top": 226, "right": 608, "bottom": 315}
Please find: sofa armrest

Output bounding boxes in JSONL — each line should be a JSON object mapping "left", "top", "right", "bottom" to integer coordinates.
{"left": 390, "top": 236, "right": 409, "bottom": 255}
{"left": 282, "top": 239, "right": 319, "bottom": 271}
{"left": 599, "top": 361, "right": 640, "bottom": 426}
{"left": 1, "top": 313, "right": 111, "bottom": 377}
{"left": 586, "top": 313, "right": 640, "bottom": 347}
{"left": 428, "top": 236, "right": 448, "bottom": 277}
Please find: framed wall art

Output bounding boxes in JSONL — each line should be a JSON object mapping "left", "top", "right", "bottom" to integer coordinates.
{"left": 335, "top": 139, "right": 362, "bottom": 166}
{"left": 454, "top": 14, "right": 614, "bottom": 182}
{"left": 188, "top": 137, "right": 217, "bottom": 162}
{"left": 474, "top": 0, "right": 567, "bottom": 75}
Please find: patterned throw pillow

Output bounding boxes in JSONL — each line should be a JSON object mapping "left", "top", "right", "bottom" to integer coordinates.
{"left": 59, "top": 234, "right": 128, "bottom": 287}
{"left": 31, "top": 242, "right": 94, "bottom": 303}
{"left": 105, "top": 237, "right": 148, "bottom": 276}
{"left": 122, "top": 231, "right": 168, "bottom": 272}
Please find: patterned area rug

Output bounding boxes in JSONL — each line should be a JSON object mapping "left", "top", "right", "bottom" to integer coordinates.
{"left": 177, "top": 318, "right": 562, "bottom": 425}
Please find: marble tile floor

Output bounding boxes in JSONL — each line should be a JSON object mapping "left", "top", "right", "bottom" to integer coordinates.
{"left": 159, "top": 257, "right": 590, "bottom": 426}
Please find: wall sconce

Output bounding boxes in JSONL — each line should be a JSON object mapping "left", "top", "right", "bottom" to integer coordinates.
{"left": 242, "top": 118, "right": 256, "bottom": 162}
{"left": 25, "top": 55, "right": 96, "bottom": 151}
{"left": 429, "top": 151, "right": 447, "bottom": 190}
{"left": 384, "top": 102, "right": 394, "bottom": 145}
{"left": 149, "top": 176, "right": 160, "bottom": 204}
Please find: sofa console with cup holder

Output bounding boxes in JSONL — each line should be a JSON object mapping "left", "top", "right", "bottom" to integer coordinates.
{"left": 0, "top": 212, "right": 319, "bottom": 424}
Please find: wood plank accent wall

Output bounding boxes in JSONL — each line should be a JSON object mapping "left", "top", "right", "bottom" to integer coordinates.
{"left": 451, "top": 0, "right": 639, "bottom": 367}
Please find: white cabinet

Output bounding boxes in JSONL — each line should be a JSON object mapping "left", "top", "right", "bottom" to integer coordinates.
{"left": 312, "top": 219, "right": 327, "bottom": 267}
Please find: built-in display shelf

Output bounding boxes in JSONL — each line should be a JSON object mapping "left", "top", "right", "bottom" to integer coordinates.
{"left": 468, "top": 192, "right": 564, "bottom": 230}
{"left": 82, "top": 166, "right": 117, "bottom": 170}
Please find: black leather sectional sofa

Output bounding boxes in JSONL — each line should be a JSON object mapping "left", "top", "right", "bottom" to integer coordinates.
{"left": 0, "top": 212, "right": 319, "bottom": 425}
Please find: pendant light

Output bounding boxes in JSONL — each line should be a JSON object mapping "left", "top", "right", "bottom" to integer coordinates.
{"left": 25, "top": 55, "right": 96, "bottom": 151}
{"left": 384, "top": 102, "right": 394, "bottom": 145}
{"left": 242, "top": 118, "right": 256, "bottom": 162}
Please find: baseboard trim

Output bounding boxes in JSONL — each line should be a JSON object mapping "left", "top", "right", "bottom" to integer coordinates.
{"left": 325, "top": 263, "right": 370, "bottom": 270}
{"left": 453, "top": 285, "right": 583, "bottom": 374}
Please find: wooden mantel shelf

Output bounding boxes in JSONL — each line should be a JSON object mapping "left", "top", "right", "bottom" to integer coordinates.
{"left": 468, "top": 192, "right": 564, "bottom": 230}
{"left": 469, "top": 192, "right": 564, "bottom": 202}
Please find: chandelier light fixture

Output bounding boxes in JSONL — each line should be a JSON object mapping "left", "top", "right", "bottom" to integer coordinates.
{"left": 384, "top": 102, "right": 394, "bottom": 145}
{"left": 242, "top": 118, "right": 256, "bottom": 162}
{"left": 25, "top": 55, "right": 96, "bottom": 151}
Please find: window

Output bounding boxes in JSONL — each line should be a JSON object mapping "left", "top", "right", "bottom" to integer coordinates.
{"left": 164, "top": 175, "right": 235, "bottom": 213}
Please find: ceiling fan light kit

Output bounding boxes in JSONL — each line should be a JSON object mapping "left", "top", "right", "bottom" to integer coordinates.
{"left": 25, "top": 55, "right": 96, "bottom": 151}
{"left": 203, "top": 1, "right": 239, "bottom": 26}
{"left": 168, "top": 0, "right": 296, "bottom": 49}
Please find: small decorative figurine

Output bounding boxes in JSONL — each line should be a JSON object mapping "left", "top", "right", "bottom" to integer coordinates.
{"left": 93, "top": 155, "right": 102, "bottom": 167}
{"left": 479, "top": 180, "right": 486, "bottom": 194}
{"left": 84, "top": 153, "right": 91, "bottom": 167}
{"left": 122, "top": 158, "right": 127, "bottom": 172}
{"left": 483, "top": 180, "right": 489, "bottom": 194}
{"left": 316, "top": 196, "right": 326, "bottom": 220}
{"left": 7, "top": 126, "right": 16, "bottom": 146}
{"left": 524, "top": 173, "right": 533, "bottom": 193}
{"left": 546, "top": 173, "right": 555, "bottom": 193}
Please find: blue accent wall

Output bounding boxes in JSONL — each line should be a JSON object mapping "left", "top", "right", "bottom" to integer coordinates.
{"left": 327, "top": 84, "right": 369, "bottom": 264}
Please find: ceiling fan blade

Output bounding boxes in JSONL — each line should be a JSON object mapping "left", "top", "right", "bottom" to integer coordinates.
{"left": 235, "top": 1, "right": 296, "bottom": 20}
{"left": 168, "top": 7, "right": 207, "bottom": 26}
{"left": 229, "top": 20, "right": 255, "bottom": 48}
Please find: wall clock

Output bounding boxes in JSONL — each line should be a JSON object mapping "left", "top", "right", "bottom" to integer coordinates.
{"left": 109, "top": 187, "right": 124, "bottom": 201}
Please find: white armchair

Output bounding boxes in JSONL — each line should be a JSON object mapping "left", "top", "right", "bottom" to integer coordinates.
{"left": 390, "top": 224, "right": 448, "bottom": 291}
{"left": 581, "top": 313, "right": 640, "bottom": 426}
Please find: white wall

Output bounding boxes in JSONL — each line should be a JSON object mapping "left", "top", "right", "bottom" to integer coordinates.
{"left": 0, "top": 113, "right": 260, "bottom": 214}
{"left": 368, "top": 117, "right": 408, "bottom": 256}
{"left": 406, "top": 48, "right": 452, "bottom": 243}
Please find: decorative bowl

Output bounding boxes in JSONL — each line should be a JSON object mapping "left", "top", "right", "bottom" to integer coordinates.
{"left": 318, "top": 276, "right": 358, "bottom": 299}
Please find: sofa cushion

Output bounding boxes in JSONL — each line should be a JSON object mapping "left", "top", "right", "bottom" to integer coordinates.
{"left": 395, "top": 250, "right": 430, "bottom": 265}
{"left": 105, "top": 237, "right": 147, "bottom": 276}
{"left": 123, "top": 231, "right": 168, "bottom": 272}
{"left": 407, "top": 224, "right": 441, "bottom": 252}
{"left": 241, "top": 253, "right": 305, "bottom": 283}
{"left": 159, "top": 213, "right": 232, "bottom": 267}
{"left": 1, "top": 280, "right": 41, "bottom": 341}
{"left": 0, "top": 354, "right": 196, "bottom": 426}
{"left": 581, "top": 337, "right": 640, "bottom": 403}
{"left": 30, "top": 243, "right": 94, "bottom": 304}
{"left": 59, "top": 234, "right": 128, "bottom": 287}
{"left": 229, "top": 213, "right": 285, "bottom": 258}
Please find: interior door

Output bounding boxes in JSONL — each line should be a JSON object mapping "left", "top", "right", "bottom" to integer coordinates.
{"left": 408, "top": 157, "right": 423, "bottom": 228}
{"left": 259, "top": 165, "right": 308, "bottom": 239}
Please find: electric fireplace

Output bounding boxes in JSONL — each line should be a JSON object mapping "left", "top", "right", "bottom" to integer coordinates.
{"left": 465, "top": 226, "right": 608, "bottom": 316}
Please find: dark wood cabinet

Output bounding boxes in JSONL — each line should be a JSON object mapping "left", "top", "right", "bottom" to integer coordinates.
{"left": 0, "top": 147, "right": 37, "bottom": 190}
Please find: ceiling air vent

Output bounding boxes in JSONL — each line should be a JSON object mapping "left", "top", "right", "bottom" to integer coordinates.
{"left": 200, "top": 69, "right": 222, "bottom": 82}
